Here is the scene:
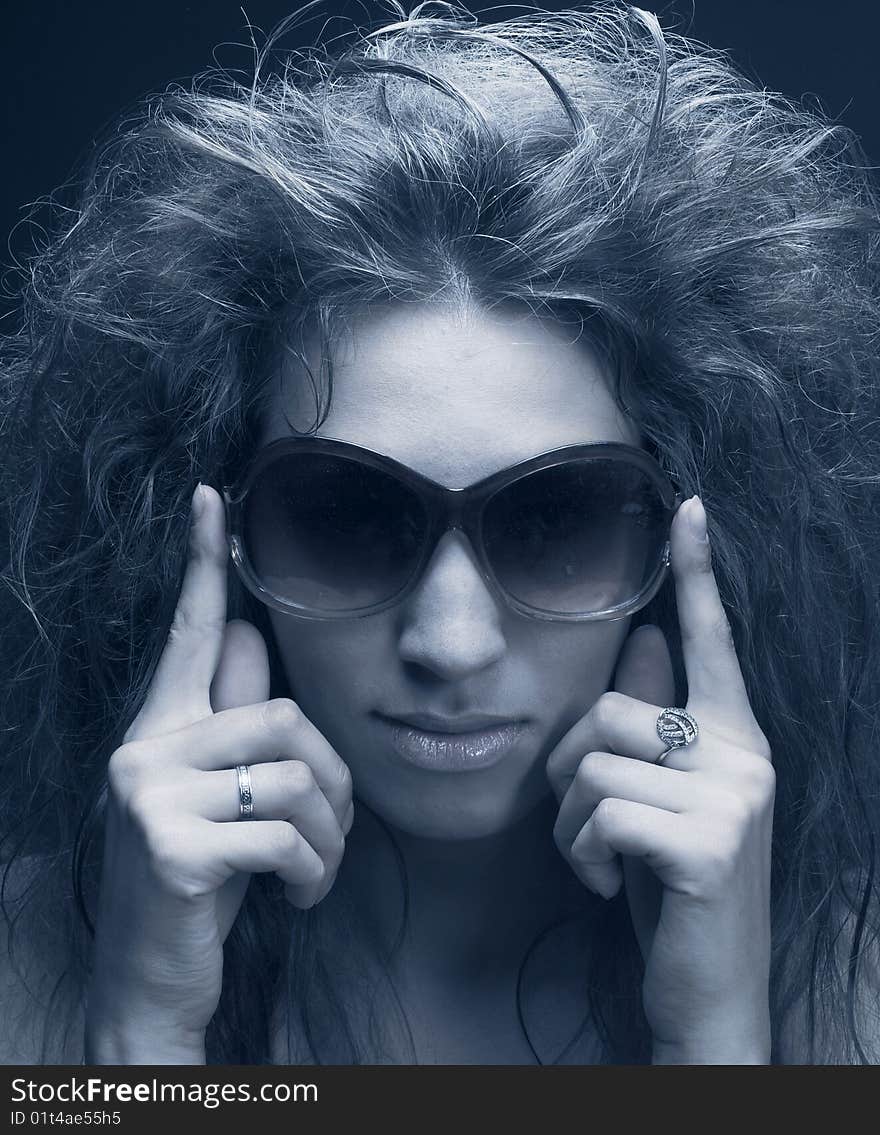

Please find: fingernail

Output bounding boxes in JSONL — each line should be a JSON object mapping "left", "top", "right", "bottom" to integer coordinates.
{"left": 192, "top": 482, "right": 205, "bottom": 518}
{"left": 686, "top": 495, "right": 709, "bottom": 543}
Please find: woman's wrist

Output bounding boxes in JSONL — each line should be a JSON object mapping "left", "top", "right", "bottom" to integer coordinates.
{"left": 85, "top": 1013, "right": 207, "bottom": 1065}
{"left": 652, "top": 1037, "right": 770, "bottom": 1065}
{"left": 651, "top": 1010, "right": 772, "bottom": 1065}
{"left": 84, "top": 988, "right": 207, "bottom": 1065}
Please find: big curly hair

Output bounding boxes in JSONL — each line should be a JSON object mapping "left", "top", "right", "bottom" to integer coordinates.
{"left": 2, "top": 1, "right": 879, "bottom": 1063}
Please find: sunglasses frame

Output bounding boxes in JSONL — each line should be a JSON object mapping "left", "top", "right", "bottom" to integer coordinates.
{"left": 221, "top": 436, "right": 682, "bottom": 622}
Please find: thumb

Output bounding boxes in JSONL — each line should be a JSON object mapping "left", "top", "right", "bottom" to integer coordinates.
{"left": 612, "top": 624, "right": 676, "bottom": 961}
{"left": 612, "top": 623, "right": 676, "bottom": 708}
{"left": 209, "top": 618, "right": 271, "bottom": 713}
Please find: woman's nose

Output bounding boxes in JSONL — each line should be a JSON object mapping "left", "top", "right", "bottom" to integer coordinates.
{"left": 395, "top": 528, "right": 507, "bottom": 679}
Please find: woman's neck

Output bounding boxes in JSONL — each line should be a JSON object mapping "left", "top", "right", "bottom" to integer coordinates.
{"left": 339, "top": 793, "right": 587, "bottom": 983}
{"left": 305, "top": 793, "right": 602, "bottom": 1065}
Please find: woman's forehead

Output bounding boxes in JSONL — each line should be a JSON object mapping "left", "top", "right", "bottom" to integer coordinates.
{"left": 259, "top": 301, "right": 642, "bottom": 484}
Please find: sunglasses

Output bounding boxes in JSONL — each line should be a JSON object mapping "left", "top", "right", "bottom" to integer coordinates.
{"left": 221, "top": 436, "right": 682, "bottom": 622}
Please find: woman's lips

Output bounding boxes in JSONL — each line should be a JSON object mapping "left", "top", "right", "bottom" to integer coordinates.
{"left": 375, "top": 715, "right": 529, "bottom": 771}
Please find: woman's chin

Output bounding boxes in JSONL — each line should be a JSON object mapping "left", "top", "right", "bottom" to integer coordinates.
{"left": 357, "top": 783, "right": 553, "bottom": 843}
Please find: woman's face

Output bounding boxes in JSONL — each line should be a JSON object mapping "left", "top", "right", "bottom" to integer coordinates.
{"left": 257, "top": 301, "right": 642, "bottom": 840}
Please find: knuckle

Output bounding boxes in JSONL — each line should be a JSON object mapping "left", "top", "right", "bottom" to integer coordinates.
{"left": 575, "top": 751, "right": 606, "bottom": 787}
{"left": 168, "top": 603, "right": 225, "bottom": 647}
{"left": 307, "top": 858, "right": 327, "bottom": 885}
{"left": 288, "top": 834, "right": 325, "bottom": 883}
{"left": 272, "top": 822, "right": 302, "bottom": 859}
{"left": 692, "top": 543, "right": 715, "bottom": 575}
{"left": 593, "top": 691, "right": 624, "bottom": 731}
{"left": 739, "top": 756, "right": 776, "bottom": 807}
{"left": 279, "top": 759, "right": 315, "bottom": 796}
{"left": 570, "top": 837, "right": 604, "bottom": 874}
{"left": 593, "top": 796, "right": 620, "bottom": 831}
{"left": 107, "top": 744, "right": 145, "bottom": 798}
{"left": 569, "top": 845, "right": 591, "bottom": 871}
{"left": 261, "top": 697, "right": 302, "bottom": 738}
{"left": 707, "top": 612, "right": 735, "bottom": 652}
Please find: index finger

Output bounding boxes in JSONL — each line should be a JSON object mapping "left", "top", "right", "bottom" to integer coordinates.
{"left": 672, "top": 496, "right": 760, "bottom": 737}
{"left": 131, "top": 483, "right": 228, "bottom": 736}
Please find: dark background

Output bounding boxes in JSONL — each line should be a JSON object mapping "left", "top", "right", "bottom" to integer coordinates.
{"left": 2, "top": 1, "right": 879, "bottom": 330}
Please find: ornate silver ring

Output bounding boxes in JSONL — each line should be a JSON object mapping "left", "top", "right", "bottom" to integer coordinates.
{"left": 654, "top": 707, "right": 699, "bottom": 766}
{"left": 236, "top": 764, "right": 255, "bottom": 820}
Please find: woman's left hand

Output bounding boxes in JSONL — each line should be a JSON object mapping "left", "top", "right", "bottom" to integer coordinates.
{"left": 547, "top": 495, "right": 775, "bottom": 1064}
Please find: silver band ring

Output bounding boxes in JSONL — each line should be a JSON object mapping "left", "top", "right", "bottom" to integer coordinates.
{"left": 654, "top": 707, "right": 699, "bottom": 766}
{"left": 236, "top": 764, "right": 255, "bottom": 820}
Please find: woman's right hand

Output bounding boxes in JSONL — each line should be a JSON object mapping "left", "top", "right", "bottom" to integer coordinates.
{"left": 85, "top": 483, "right": 353, "bottom": 1064}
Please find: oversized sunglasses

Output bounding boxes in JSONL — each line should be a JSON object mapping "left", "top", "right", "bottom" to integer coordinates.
{"left": 221, "top": 437, "right": 682, "bottom": 622}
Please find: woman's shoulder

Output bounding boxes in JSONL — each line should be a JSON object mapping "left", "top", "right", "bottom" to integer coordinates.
{"left": 0, "top": 854, "right": 85, "bottom": 1064}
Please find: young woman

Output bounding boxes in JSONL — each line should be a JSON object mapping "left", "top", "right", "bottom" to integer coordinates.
{"left": 2, "top": 2, "right": 879, "bottom": 1065}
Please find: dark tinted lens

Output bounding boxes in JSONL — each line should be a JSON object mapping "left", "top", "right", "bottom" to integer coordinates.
{"left": 482, "top": 458, "right": 669, "bottom": 615}
{"left": 241, "top": 452, "right": 428, "bottom": 612}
